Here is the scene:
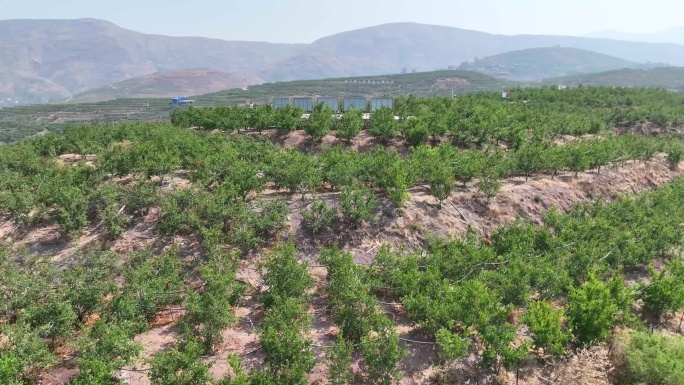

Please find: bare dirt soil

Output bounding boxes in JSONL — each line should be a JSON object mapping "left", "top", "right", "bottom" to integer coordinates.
{"left": 432, "top": 77, "right": 471, "bottom": 91}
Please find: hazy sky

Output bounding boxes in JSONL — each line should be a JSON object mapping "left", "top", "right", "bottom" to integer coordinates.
{"left": 1, "top": 0, "right": 682, "bottom": 43}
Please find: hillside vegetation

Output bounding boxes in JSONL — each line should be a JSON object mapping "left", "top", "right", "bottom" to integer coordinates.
{"left": 1, "top": 87, "right": 684, "bottom": 384}
{"left": 458, "top": 47, "right": 647, "bottom": 80}
{"left": 199, "top": 70, "right": 516, "bottom": 104}
{"left": 546, "top": 66, "right": 684, "bottom": 91}
{"left": 67, "top": 69, "right": 265, "bottom": 104}
{"left": 0, "top": 98, "right": 177, "bottom": 144}
{"left": 0, "top": 70, "right": 517, "bottom": 144}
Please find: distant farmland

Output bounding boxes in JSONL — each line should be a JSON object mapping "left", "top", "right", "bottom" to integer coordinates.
{"left": 0, "top": 70, "right": 518, "bottom": 143}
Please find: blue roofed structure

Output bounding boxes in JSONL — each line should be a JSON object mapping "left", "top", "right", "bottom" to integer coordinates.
{"left": 171, "top": 97, "right": 194, "bottom": 105}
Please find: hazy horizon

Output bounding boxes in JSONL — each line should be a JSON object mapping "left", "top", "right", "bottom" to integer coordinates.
{"left": 1, "top": 0, "right": 684, "bottom": 44}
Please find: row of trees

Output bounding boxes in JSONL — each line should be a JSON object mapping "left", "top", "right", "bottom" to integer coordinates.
{"left": 170, "top": 103, "right": 365, "bottom": 142}
{"left": 3, "top": 169, "right": 684, "bottom": 383}
{"left": 319, "top": 247, "right": 406, "bottom": 384}
{"left": 0, "top": 88, "right": 682, "bottom": 381}
{"left": 170, "top": 87, "right": 684, "bottom": 147}
{"left": 0, "top": 245, "right": 198, "bottom": 383}
{"left": 361, "top": 179, "right": 684, "bottom": 368}
{"left": 1, "top": 121, "right": 681, "bottom": 243}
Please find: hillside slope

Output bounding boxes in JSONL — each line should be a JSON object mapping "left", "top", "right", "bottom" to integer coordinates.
{"left": 0, "top": 19, "right": 304, "bottom": 101}
{"left": 67, "top": 69, "right": 265, "bottom": 103}
{"left": 0, "top": 69, "right": 71, "bottom": 105}
{"left": 311, "top": 22, "right": 684, "bottom": 74}
{"left": 200, "top": 69, "right": 518, "bottom": 105}
{"left": 545, "top": 67, "right": 684, "bottom": 91}
{"left": 0, "top": 69, "right": 518, "bottom": 143}
{"left": 458, "top": 47, "right": 645, "bottom": 80}
{"left": 4, "top": 19, "right": 684, "bottom": 104}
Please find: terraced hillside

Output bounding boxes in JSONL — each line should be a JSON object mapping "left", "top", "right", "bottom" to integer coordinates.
{"left": 2, "top": 87, "right": 684, "bottom": 385}
{"left": 0, "top": 70, "right": 518, "bottom": 144}
{"left": 545, "top": 66, "right": 684, "bottom": 91}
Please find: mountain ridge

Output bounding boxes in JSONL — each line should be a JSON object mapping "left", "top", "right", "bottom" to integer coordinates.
{"left": 3, "top": 18, "right": 684, "bottom": 105}
{"left": 457, "top": 47, "right": 650, "bottom": 80}
{"left": 587, "top": 26, "right": 684, "bottom": 45}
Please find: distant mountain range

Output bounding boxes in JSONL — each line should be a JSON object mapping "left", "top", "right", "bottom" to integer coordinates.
{"left": 3, "top": 18, "right": 684, "bottom": 105}
{"left": 587, "top": 26, "right": 684, "bottom": 46}
{"left": 458, "top": 47, "right": 655, "bottom": 80}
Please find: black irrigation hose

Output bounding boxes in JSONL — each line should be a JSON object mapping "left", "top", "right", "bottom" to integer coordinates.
{"left": 118, "top": 337, "right": 438, "bottom": 374}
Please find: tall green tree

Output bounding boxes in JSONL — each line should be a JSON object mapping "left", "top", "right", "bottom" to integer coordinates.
{"left": 336, "top": 109, "right": 364, "bottom": 142}
{"left": 306, "top": 103, "right": 335, "bottom": 141}
{"left": 370, "top": 106, "right": 398, "bottom": 142}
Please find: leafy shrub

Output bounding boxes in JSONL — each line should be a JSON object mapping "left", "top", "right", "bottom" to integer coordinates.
{"left": 366, "top": 148, "right": 410, "bottom": 207}
{"left": 0, "top": 354, "right": 22, "bottom": 385}
{"left": 124, "top": 181, "right": 158, "bottom": 215}
{"left": 435, "top": 328, "right": 472, "bottom": 361}
{"left": 319, "top": 247, "right": 389, "bottom": 342}
{"left": 215, "top": 355, "right": 251, "bottom": 385}
{"left": 336, "top": 109, "right": 363, "bottom": 141}
{"left": 0, "top": 182, "right": 42, "bottom": 228}
{"left": 476, "top": 173, "right": 502, "bottom": 204}
{"left": 258, "top": 297, "right": 315, "bottom": 384}
{"left": 339, "top": 183, "right": 378, "bottom": 225}
{"left": 613, "top": 331, "right": 684, "bottom": 385}
{"left": 402, "top": 117, "right": 429, "bottom": 147}
{"left": 156, "top": 189, "right": 203, "bottom": 235}
{"left": 301, "top": 198, "right": 336, "bottom": 234}
{"left": 306, "top": 103, "right": 334, "bottom": 141}
{"left": 521, "top": 301, "right": 571, "bottom": 356}
{"left": 326, "top": 335, "right": 354, "bottom": 385}
{"left": 429, "top": 165, "right": 455, "bottom": 208}
{"left": 148, "top": 337, "right": 214, "bottom": 385}
{"left": 639, "top": 261, "right": 684, "bottom": 323}
{"left": 53, "top": 185, "right": 88, "bottom": 234}
{"left": 568, "top": 274, "right": 618, "bottom": 345}
{"left": 24, "top": 298, "right": 78, "bottom": 345}
{"left": 320, "top": 147, "right": 364, "bottom": 189}
{"left": 258, "top": 242, "right": 314, "bottom": 384}
{"left": 667, "top": 143, "right": 684, "bottom": 169}
{"left": 62, "top": 251, "right": 119, "bottom": 321}
{"left": 248, "top": 104, "right": 275, "bottom": 133}
{"left": 72, "top": 321, "right": 141, "bottom": 384}
{"left": 183, "top": 251, "right": 244, "bottom": 352}
{"left": 274, "top": 105, "right": 304, "bottom": 134}
{"left": 453, "top": 150, "right": 482, "bottom": 187}
{"left": 94, "top": 185, "right": 131, "bottom": 239}
{"left": 0, "top": 323, "right": 56, "bottom": 384}
{"left": 271, "top": 149, "right": 323, "bottom": 198}
{"left": 109, "top": 250, "right": 185, "bottom": 331}
{"left": 360, "top": 325, "right": 407, "bottom": 385}
{"left": 370, "top": 106, "right": 398, "bottom": 141}
{"left": 260, "top": 243, "right": 313, "bottom": 308}
{"left": 246, "top": 198, "right": 289, "bottom": 240}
